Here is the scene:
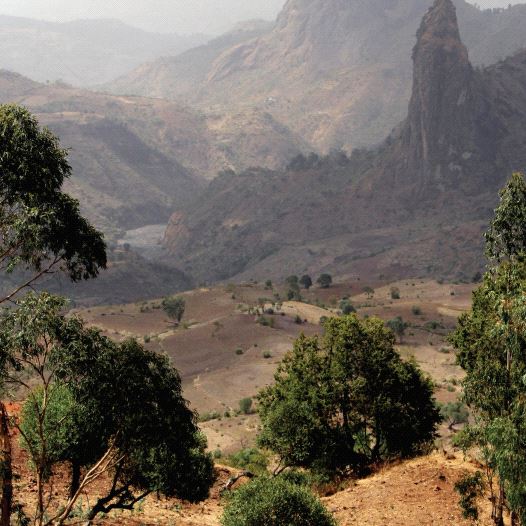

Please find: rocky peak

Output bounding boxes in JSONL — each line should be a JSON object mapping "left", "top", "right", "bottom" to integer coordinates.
{"left": 401, "top": 0, "right": 482, "bottom": 192}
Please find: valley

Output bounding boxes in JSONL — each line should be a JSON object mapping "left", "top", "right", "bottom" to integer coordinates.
{"left": 73, "top": 277, "right": 474, "bottom": 454}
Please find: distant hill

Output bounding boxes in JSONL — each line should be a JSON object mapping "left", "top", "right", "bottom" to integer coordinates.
{"left": 0, "top": 15, "right": 209, "bottom": 86}
{"left": 107, "top": 19, "right": 273, "bottom": 101}
{"left": 163, "top": 0, "right": 526, "bottom": 284}
{"left": 0, "top": 70, "right": 308, "bottom": 235}
{"left": 108, "top": 0, "right": 526, "bottom": 154}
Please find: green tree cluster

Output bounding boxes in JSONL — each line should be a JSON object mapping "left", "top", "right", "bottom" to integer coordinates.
{"left": 451, "top": 173, "right": 526, "bottom": 525}
{"left": 0, "top": 293, "right": 214, "bottom": 524}
{"left": 258, "top": 315, "right": 440, "bottom": 474}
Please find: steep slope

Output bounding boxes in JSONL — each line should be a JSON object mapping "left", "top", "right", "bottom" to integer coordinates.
{"left": 0, "top": 15, "right": 208, "bottom": 86}
{"left": 108, "top": 20, "right": 273, "bottom": 101}
{"left": 111, "top": 0, "right": 526, "bottom": 153}
{"left": 0, "top": 72, "right": 308, "bottom": 234}
{"left": 163, "top": 0, "right": 526, "bottom": 284}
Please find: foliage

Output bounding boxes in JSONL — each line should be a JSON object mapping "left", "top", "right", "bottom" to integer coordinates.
{"left": 363, "top": 286, "right": 374, "bottom": 299}
{"left": 0, "top": 104, "right": 106, "bottom": 302}
{"left": 220, "top": 476, "right": 336, "bottom": 526}
{"left": 0, "top": 292, "right": 214, "bottom": 524}
{"left": 258, "top": 315, "right": 440, "bottom": 473}
{"left": 386, "top": 316, "right": 408, "bottom": 341}
{"left": 440, "top": 401, "right": 469, "bottom": 430}
{"left": 390, "top": 286, "right": 401, "bottom": 299}
{"left": 300, "top": 275, "right": 313, "bottom": 290}
{"left": 317, "top": 274, "right": 333, "bottom": 288}
{"left": 339, "top": 299, "right": 356, "bottom": 315}
{"left": 162, "top": 295, "right": 186, "bottom": 322}
{"left": 226, "top": 448, "right": 269, "bottom": 476}
{"left": 239, "top": 397, "right": 253, "bottom": 415}
{"left": 485, "top": 172, "right": 526, "bottom": 261}
{"left": 411, "top": 305, "right": 422, "bottom": 315}
{"left": 450, "top": 173, "right": 526, "bottom": 524}
{"left": 454, "top": 472, "right": 485, "bottom": 521}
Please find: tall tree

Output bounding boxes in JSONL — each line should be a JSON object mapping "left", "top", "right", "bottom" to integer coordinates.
{"left": 0, "top": 104, "right": 106, "bottom": 526}
{"left": 0, "top": 292, "right": 214, "bottom": 526}
{"left": 451, "top": 172, "right": 526, "bottom": 525}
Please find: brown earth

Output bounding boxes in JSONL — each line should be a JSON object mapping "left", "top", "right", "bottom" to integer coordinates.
{"left": 74, "top": 277, "right": 474, "bottom": 453}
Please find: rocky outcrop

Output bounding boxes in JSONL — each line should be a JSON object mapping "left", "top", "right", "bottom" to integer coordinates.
{"left": 163, "top": 0, "right": 526, "bottom": 284}
{"left": 109, "top": 0, "right": 526, "bottom": 154}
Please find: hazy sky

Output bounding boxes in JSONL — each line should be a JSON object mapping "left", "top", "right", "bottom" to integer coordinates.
{"left": 0, "top": 0, "right": 522, "bottom": 35}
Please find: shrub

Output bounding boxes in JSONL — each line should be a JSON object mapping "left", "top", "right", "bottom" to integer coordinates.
{"left": 340, "top": 300, "right": 356, "bottom": 315}
{"left": 257, "top": 316, "right": 275, "bottom": 328}
{"left": 221, "top": 476, "right": 336, "bottom": 526}
{"left": 390, "top": 287, "right": 400, "bottom": 300}
{"left": 239, "top": 397, "right": 253, "bottom": 415}
{"left": 294, "top": 315, "right": 303, "bottom": 324}
{"left": 235, "top": 349, "right": 244, "bottom": 356}
{"left": 411, "top": 306, "right": 422, "bottom": 316}
{"left": 425, "top": 320, "right": 444, "bottom": 331}
{"left": 199, "top": 411, "right": 221, "bottom": 422}
{"left": 263, "top": 352, "right": 272, "bottom": 359}
{"left": 454, "top": 472, "right": 485, "bottom": 521}
{"left": 226, "top": 448, "right": 269, "bottom": 476}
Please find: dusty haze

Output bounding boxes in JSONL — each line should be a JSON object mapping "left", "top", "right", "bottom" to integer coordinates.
{"left": 0, "top": 0, "right": 520, "bottom": 34}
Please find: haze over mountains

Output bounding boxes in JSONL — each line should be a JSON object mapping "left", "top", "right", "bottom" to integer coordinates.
{"left": 0, "top": 15, "right": 208, "bottom": 86}
{"left": 108, "top": 0, "right": 526, "bottom": 153}
{"left": 1, "top": 0, "right": 526, "bottom": 301}
{"left": 163, "top": 0, "right": 526, "bottom": 284}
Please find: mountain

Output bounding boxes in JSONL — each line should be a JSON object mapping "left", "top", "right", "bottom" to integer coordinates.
{"left": 0, "top": 15, "right": 208, "bottom": 86}
{"left": 108, "top": 20, "right": 273, "bottom": 101}
{"left": 108, "top": 0, "right": 526, "bottom": 154}
{"left": 163, "top": 0, "right": 526, "bottom": 284}
{"left": 0, "top": 71, "right": 308, "bottom": 235}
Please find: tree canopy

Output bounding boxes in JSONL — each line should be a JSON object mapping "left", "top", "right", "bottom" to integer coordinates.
{"left": 258, "top": 315, "right": 440, "bottom": 473}
{"left": 0, "top": 292, "right": 214, "bottom": 525}
{"left": 0, "top": 104, "right": 106, "bottom": 303}
{"left": 451, "top": 172, "right": 526, "bottom": 525}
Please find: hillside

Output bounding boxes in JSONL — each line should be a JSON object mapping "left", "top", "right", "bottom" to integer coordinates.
{"left": 0, "top": 71, "right": 308, "bottom": 235}
{"left": 0, "top": 15, "right": 208, "bottom": 86}
{"left": 163, "top": 0, "right": 526, "bottom": 285}
{"left": 108, "top": 0, "right": 526, "bottom": 153}
{"left": 60, "top": 278, "right": 488, "bottom": 524}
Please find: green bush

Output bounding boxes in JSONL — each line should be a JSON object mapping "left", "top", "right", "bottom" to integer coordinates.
{"left": 411, "top": 306, "right": 422, "bottom": 316}
{"left": 239, "top": 397, "right": 253, "bottom": 415}
{"left": 339, "top": 300, "right": 356, "bottom": 315}
{"left": 221, "top": 476, "right": 336, "bottom": 526}
{"left": 226, "top": 448, "right": 269, "bottom": 476}
{"left": 390, "top": 287, "right": 400, "bottom": 300}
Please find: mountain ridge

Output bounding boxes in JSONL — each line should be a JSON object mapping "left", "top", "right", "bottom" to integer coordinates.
{"left": 107, "top": 0, "right": 526, "bottom": 154}
{"left": 162, "top": 0, "right": 526, "bottom": 284}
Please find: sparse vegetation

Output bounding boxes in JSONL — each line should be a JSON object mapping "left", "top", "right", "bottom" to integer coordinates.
{"left": 162, "top": 295, "right": 186, "bottom": 323}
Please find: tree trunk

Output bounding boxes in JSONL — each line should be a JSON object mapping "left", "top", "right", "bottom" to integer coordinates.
{"left": 493, "top": 483, "right": 505, "bottom": 526}
{"left": 511, "top": 511, "right": 519, "bottom": 526}
{"left": 0, "top": 402, "right": 12, "bottom": 526}
{"left": 69, "top": 461, "right": 81, "bottom": 501}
